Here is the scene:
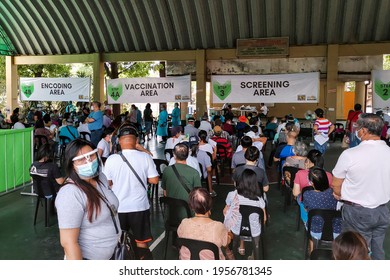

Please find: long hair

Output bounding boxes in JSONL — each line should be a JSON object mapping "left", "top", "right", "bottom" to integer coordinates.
{"left": 198, "top": 130, "right": 208, "bottom": 143}
{"left": 236, "top": 169, "right": 262, "bottom": 200}
{"left": 35, "top": 143, "right": 54, "bottom": 162}
{"left": 333, "top": 231, "right": 370, "bottom": 260}
{"left": 62, "top": 138, "right": 102, "bottom": 223}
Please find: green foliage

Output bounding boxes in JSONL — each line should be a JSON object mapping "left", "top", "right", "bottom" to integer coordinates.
{"left": 17, "top": 64, "right": 72, "bottom": 78}
{"left": 384, "top": 54, "right": 390, "bottom": 70}
{"left": 0, "top": 56, "right": 6, "bottom": 112}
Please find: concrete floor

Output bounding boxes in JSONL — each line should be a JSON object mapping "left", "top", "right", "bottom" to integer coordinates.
{"left": 1, "top": 138, "right": 389, "bottom": 260}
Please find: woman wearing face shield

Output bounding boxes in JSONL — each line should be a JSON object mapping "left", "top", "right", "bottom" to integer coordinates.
{"left": 55, "top": 138, "right": 120, "bottom": 260}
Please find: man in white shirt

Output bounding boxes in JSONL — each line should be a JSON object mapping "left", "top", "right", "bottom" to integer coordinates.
{"left": 260, "top": 103, "right": 269, "bottom": 117}
{"left": 332, "top": 113, "right": 390, "bottom": 260}
{"left": 104, "top": 124, "right": 159, "bottom": 251}
{"left": 198, "top": 115, "right": 212, "bottom": 133}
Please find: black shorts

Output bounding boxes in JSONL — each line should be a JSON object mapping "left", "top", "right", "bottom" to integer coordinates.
{"left": 118, "top": 209, "right": 152, "bottom": 244}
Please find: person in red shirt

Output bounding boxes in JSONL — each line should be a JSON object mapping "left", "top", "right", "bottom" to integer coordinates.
{"left": 345, "top": 104, "right": 362, "bottom": 148}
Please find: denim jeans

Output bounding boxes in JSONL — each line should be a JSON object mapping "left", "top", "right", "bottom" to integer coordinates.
{"left": 314, "top": 140, "right": 328, "bottom": 155}
{"left": 342, "top": 204, "right": 390, "bottom": 260}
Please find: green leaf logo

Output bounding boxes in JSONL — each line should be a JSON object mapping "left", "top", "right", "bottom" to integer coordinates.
{"left": 21, "top": 83, "right": 34, "bottom": 98}
{"left": 213, "top": 81, "right": 231, "bottom": 101}
{"left": 374, "top": 80, "right": 390, "bottom": 101}
{"left": 107, "top": 83, "right": 123, "bottom": 101}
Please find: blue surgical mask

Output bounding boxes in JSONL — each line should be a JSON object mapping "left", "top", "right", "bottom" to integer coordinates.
{"left": 76, "top": 158, "right": 99, "bottom": 179}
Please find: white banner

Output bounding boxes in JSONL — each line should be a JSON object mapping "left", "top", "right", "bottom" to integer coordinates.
{"left": 106, "top": 75, "right": 191, "bottom": 104}
{"left": 20, "top": 77, "right": 90, "bottom": 102}
{"left": 371, "top": 70, "right": 390, "bottom": 111}
{"left": 211, "top": 72, "right": 319, "bottom": 103}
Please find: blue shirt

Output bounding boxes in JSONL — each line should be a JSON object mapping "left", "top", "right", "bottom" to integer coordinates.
{"left": 88, "top": 110, "right": 103, "bottom": 131}
{"left": 59, "top": 125, "right": 79, "bottom": 143}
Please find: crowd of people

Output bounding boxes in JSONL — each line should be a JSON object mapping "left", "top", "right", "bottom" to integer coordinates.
{"left": 7, "top": 100, "right": 388, "bottom": 260}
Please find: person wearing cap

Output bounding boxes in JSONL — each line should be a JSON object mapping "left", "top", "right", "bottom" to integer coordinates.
{"left": 184, "top": 116, "right": 199, "bottom": 138}
{"left": 236, "top": 115, "right": 249, "bottom": 138}
{"left": 165, "top": 126, "right": 185, "bottom": 150}
{"left": 86, "top": 101, "right": 104, "bottom": 146}
{"left": 198, "top": 115, "right": 212, "bottom": 133}
{"left": 211, "top": 125, "right": 233, "bottom": 160}
{"left": 104, "top": 123, "right": 159, "bottom": 253}
{"left": 171, "top": 102, "right": 181, "bottom": 127}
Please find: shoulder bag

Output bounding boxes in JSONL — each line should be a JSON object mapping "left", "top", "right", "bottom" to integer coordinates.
{"left": 119, "top": 152, "right": 147, "bottom": 190}
{"left": 171, "top": 165, "right": 191, "bottom": 193}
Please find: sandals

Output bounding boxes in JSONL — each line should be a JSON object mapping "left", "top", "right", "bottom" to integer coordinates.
{"left": 238, "top": 248, "right": 245, "bottom": 256}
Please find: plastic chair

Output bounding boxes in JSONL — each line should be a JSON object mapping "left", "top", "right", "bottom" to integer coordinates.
{"left": 30, "top": 174, "right": 56, "bottom": 227}
{"left": 79, "top": 131, "right": 91, "bottom": 141}
{"left": 58, "top": 135, "right": 72, "bottom": 166}
{"left": 310, "top": 248, "right": 334, "bottom": 260}
{"left": 304, "top": 209, "right": 342, "bottom": 259}
{"left": 232, "top": 205, "right": 265, "bottom": 260}
{"left": 332, "top": 123, "right": 345, "bottom": 142}
{"left": 164, "top": 149, "right": 174, "bottom": 161}
{"left": 282, "top": 166, "right": 302, "bottom": 212}
{"left": 176, "top": 237, "right": 220, "bottom": 260}
{"left": 159, "top": 197, "right": 192, "bottom": 259}
{"left": 149, "top": 158, "right": 168, "bottom": 206}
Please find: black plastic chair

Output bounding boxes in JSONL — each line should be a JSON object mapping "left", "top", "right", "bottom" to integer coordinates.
{"left": 164, "top": 149, "right": 174, "bottom": 161}
{"left": 176, "top": 237, "right": 220, "bottom": 260}
{"left": 332, "top": 123, "right": 345, "bottom": 142}
{"left": 215, "top": 143, "right": 232, "bottom": 176}
{"left": 149, "top": 158, "right": 168, "bottom": 207}
{"left": 159, "top": 196, "right": 192, "bottom": 259}
{"left": 304, "top": 209, "right": 342, "bottom": 259}
{"left": 282, "top": 166, "right": 302, "bottom": 212}
{"left": 310, "top": 248, "right": 334, "bottom": 260}
{"left": 233, "top": 204, "right": 266, "bottom": 260}
{"left": 58, "top": 135, "right": 72, "bottom": 166}
{"left": 30, "top": 174, "right": 56, "bottom": 227}
{"left": 79, "top": 131, "right": 91, "bottom": 141}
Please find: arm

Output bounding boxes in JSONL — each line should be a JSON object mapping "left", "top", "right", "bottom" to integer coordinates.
{"left": 293, "top": 183, "right": 301, "bottom": 197}
{"left": 97, "top": 148, "right": 103, "bottom": 157}
{"left": 59, "top": 228, "right": 82, "bottom": 260}
{"left": 328, "top": 124, "right": 335, "bottom": 135}
{"left": 147, "top": 176, "right": 159, "bottom": 185}
{"left": 332, "top": 176, "right": 344, "bottom": 198}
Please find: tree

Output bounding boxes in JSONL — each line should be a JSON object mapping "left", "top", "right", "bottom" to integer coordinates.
{"left": 0, "top": 56, "right": 5, "bottom": 112}
{"left": 384, "top": 54, "right": 390, "bottom": 70}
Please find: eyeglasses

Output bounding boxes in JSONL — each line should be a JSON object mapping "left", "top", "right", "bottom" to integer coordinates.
{"left": 72, "top": 149, "right": 98, "bottom": 165}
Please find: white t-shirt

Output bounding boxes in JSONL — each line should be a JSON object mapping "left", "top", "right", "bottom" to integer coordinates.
{"left": 97, "top": 139, "right": 111, "bottom": 158}
{"left": 199, "top": 143, "right": 214, "bottom": 155}
{"left": 169, "top": 156, "right": 202, "bottom": 177}
{"left": 104, "top": 150, "right": 159, "bottom": 212}
{"left": 13, "top": 122, "right": 25, "bottom": 129}
{"left": 199, "top": 121, "right": 212, "bottom": 132}
{"left": 332, "top": 140, "right": 390, "bottom": 208}
{"left": 260, "top": 105, "right": 268, "bottom": 115}
{"left": 165, "top": 135, "right": 184, "bottom": 150}
{"left": 78, "top": 123, "right": 91, "bottom": 141}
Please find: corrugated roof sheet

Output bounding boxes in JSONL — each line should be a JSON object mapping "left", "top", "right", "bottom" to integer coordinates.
{"left": 0, "top": 0, "right": 389, "bottom": 56}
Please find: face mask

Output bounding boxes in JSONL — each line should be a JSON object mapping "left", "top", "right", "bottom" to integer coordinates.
{"left": 76, "top": 158, "right": 99, "bottom": 179}
{"left": 90, "top": 106, "right": 94, "bottom": 111}
{"left": 355, "top": 128, "right": 362, "bottom": 141}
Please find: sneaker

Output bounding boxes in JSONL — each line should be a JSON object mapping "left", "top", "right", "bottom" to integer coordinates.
{"left": 210, "top": 190, "right": 217, "bottom": 197}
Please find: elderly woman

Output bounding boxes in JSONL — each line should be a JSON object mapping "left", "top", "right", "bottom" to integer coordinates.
{"left": 284, "top": 141, "right": 308, "bottom": 169}
{"left": 177, "top": 187, "right": 232, "bottom": 260}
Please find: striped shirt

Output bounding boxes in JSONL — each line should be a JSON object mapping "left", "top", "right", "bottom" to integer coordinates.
{"left": 314, "top": 118, "right": 332, "bottom": 134}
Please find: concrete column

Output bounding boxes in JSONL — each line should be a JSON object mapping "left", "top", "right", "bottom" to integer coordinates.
{"left": 326, "top": 45, "right": 339, "bottom": 123}
{"left": 180, "top": 102, "right": 188, "bottom": 121}
{"left": 6, "top": 56, "right": 18, "bottom": 119}
{"left": 196, "top": 50, "right": 207, "bottom": 119}
{"left": 355, "top": 81, "right": 366, "bottom": 109}
{"left": 92, "top": 53, "right": 105, "bottom": 102}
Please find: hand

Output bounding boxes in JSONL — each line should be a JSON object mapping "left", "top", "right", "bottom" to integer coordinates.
{"left": 333, "top": 193, "right": 341, "bottom": 200}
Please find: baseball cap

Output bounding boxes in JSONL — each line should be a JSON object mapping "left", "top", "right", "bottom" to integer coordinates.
{"left": 213, "top": 125, "right": 223, "bottom": 134}
{"left": 187, "top": 117, "right": 195, "bottom": 122}
{"left": 238, "top": 115, "right": 247, "bottom": 123}
{"left": 118, "top": 123, "right": 139, "bottom": 138}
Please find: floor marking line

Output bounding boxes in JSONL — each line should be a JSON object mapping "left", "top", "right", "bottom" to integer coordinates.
{"left": 150, "top": 231, "right": 165, "bottom": 251}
